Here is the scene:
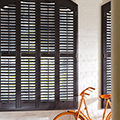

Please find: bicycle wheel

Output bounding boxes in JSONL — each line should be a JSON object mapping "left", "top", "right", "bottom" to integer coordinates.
{"left": 106, "top": 112, "right": 111, "bottom": 120}
{"left": 53, "top": 111, "right": 85, "bottom": 120}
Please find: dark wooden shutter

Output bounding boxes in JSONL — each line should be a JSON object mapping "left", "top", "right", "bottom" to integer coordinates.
{"left": 101, "top": 1, "right": 111, "bottom": 108}
{"left": 105, "top": 10, "right": 111, "bottom": 94}
{"left": 59, "top": 6, "right": 74, "bottom": 101}
{"left": 40, "top": 1, "right": 55, "bottom": 102}
{"left": 0, "top": 3, "right": 16, "bottom": 109}
{"left": 0, "top": 0, "right": 78, "bottom": 110}
{"left": 57, "top": 0, "right": 78, "bottom": 109}
{"left": 20, "top": 0, "right": 36, "bottom": 109}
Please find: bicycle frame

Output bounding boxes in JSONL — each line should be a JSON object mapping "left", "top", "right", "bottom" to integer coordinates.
{"left": 76, "top": 95, "right": 92, "bottom": 120}
{"left": 76, "top": 94, "right": 111, "bottom": 120}
{"left": 53, "top": 87, "right": 111, "bottom": 120}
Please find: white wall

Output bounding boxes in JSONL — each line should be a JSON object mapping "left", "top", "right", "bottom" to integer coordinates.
{"left": 76, "top": 0, "right": 111, "bottom": 119}
{"left": 0, "top": 0, "right": 111, "bottom": 120}
{"left": 76, "top": 0, "right": 105, "bottom": 119}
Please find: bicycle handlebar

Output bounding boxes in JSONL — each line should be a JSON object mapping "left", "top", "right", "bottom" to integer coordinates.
{"left": 80, "top": 87, "right": 95, "bottom": 96}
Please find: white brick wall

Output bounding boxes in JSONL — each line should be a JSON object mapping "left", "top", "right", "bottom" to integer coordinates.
{"left": 0, "top": 0, "right": 111, "bottom": 120}
{"left": 77, "top": 0, "right": 111, "bottom": 119}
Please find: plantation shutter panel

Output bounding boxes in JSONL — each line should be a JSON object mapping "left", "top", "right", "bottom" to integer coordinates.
{"left": 59, "top": 6, "right": 74, "bottom": 101}
{"left": 57, "top": 0, "right": 78, "bottom": 108}
{"left": 0, "top": 0, "right": 78, "bottom": 110}
{"left": 20, "top": 0, "right": 36, "bottom": 108}
{"left": 0, "top": 2, "right": 16, "bottom": 109}
{"left": 40, "top": 0, "right": 55, "bottom": 103}
{"left": 101, "top": 2, "right": 111, "bottom": 108}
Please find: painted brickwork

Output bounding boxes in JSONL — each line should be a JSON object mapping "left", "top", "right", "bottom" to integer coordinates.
{"left": 77, "top": 0, "right": 111, "bottom": 119}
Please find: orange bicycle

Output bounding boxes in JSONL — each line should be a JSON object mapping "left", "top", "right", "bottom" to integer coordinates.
{"left": 53, "top": 87, "right": 111, "bottom": 120}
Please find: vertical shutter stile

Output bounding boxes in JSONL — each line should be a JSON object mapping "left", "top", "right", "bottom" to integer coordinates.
{"left": 0, "top": 7, "right": 1, "bottom": 100}
{"left": 35, "top": 0, "right": 40, "bottom": 108}
{"left": 16, "top": 0, "right": 21, "bottom": 109}
{"left": 73, "top": 5, "right": 78, "bottom": 107}
{"left": 0, "top": 4, "right": 1, "bottom": 100}
{"left": 55, "top": 0, "right": 59, "bottom": 106}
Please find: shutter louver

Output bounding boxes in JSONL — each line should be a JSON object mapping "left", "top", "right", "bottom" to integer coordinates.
{"left": 105, "top": 11, "right": 111, "bottom": 94}
{"left": 59, "top": 7, "right": 74, "bottom": 101}
{"left": 40, "top": 57, "right": 55, "bottom": 102}
{"left": 40, "top": 1, "right": 55, "bottom": 53}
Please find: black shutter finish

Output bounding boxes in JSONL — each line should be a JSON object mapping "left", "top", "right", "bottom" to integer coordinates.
{"left": 20, "top": 0, "right": 36, "bottom": 109}
{"left": 59, "top": 6, "right": 74, "bottom": 101}
{"left": 101, "top": 2, "right": 111, "bottom": 108}
{"left": 0, "top": 0, "right": 78, "bottom": 110}
{"left": 0, "top": 2, "right": 16, "bottom": 110}
{"left": 40, "top": 1, "right": 55, "bottom": 102}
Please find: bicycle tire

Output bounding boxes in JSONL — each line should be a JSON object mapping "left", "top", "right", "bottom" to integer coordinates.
{"left": 106, "top": 112, "right": 111, "bottom": 120}
{"left": 53, "top": 111, "right": 85, "bottom": 120}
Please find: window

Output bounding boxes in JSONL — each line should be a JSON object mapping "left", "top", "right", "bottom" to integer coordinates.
{"left": 101, "top": 1, "right": 111, "bottom": 108}
{"left": 0, "top": 0, "right": 78, "bottom": 110}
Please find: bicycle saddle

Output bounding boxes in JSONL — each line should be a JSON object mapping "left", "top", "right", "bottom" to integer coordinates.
{"left": 99, "top": 94, "right": 111, "bottom": 99}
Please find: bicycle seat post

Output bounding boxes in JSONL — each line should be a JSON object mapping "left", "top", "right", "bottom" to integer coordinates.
{"left": 99, "top": 94, "right": 111, "bottom": 120}
{"left": 103, "top": 99, "right": 109, "bottom": 120}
